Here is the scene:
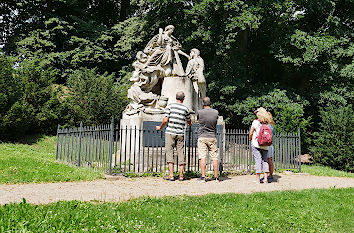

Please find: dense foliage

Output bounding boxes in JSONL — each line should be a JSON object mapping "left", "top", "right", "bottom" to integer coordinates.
{"left": 311, "top": 87, "right": 354, "bottom": 172}
{"left": 66, "top": 68, "right": 129, "bottom": 126}
{"left": 0, "top": 0, "right": 353, "bottom": 170}
{"left": 0, "top": 56, "right": 67, "bottom": 139}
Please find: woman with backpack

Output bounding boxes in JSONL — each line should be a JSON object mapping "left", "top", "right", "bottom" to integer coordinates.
{"left": 266, "top": 111, "right": 275, "bottom": 182}
{"left": 249, "top": 107, "right": 271, "bottom": 184}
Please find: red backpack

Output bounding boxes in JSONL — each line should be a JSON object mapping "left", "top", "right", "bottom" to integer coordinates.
{"left": 257, "top": 121, "right": 273, "bottom": 146}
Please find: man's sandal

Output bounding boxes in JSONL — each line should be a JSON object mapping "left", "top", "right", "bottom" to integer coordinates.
{"left": 164, "top": 177, "right": 175, "bottom": 181}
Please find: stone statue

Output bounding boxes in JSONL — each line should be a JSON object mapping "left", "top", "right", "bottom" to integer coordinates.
{"left": 143, "top": 25, "right": 189, "bottom": 77}
{"left": 123, "top": 25, "right": 205, "bottom": 117}
{"left": 125, "top": 51, "right": 165, "bottom": 115}
{"left": 131, "top": 51, "right": 164, "bottom": 92}
{"left": 185, "top": 48, "right": 206, "bottom": 100}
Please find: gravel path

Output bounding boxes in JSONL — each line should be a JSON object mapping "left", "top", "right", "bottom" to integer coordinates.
{"left": 1, "top": 173, "right": 353, "bottom": 205}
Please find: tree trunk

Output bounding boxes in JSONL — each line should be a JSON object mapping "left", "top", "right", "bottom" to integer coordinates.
{"left": 119, "top": 0, "right": 130, "bottom": 21}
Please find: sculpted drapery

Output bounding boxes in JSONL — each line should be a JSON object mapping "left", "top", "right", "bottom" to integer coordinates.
{"left": 124, "top": 25, "right": 206, "bottom": 115}
{"left": 185, "top": 48, "right": 206, "bottom": 99}
{"left": 143, "top": 25, "right": 189, "bottom": 77}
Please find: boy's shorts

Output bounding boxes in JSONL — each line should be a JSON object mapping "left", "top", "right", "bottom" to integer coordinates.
{"left": 198, "top": 137, "right": 218, "bottom": 161}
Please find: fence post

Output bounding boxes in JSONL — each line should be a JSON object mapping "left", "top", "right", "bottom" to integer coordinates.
{"left": 187, "top": 125, "right": 191, "bottom": 172}
{"left": 298, "top": 128, "right": 302, "bottom": 172}
{"left": 78, "top": 122, "right": 83, "bottom": 167}
{"left": 108, "top": 118, "right": 114, "bottom": 174}
{"left": 56, "top": 124, "right": 60, "bottom": 160}
{"left": 219, "top": 129, "right": 224, "bottom": 175}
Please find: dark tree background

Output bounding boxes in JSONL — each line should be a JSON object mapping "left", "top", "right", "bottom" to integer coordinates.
{"left": 0, "top": 0, "right": 353, "bottom": 171}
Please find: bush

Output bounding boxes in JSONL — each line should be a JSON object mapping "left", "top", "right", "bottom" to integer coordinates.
{"left": 0, "top": 57, "right": 67, "bottom": 140}
{"left": 0, "top": 54, "right": 15, "bottom": 137}
{"left": 311, "top": 87, "right": 354, "bottom": 172}
{"left": 19, "top": 58, "right": 69, "bottom": 134}
{"left": 230, "top": 88, "right": 311, "bottom": 133}
{"left": 0, "top": 56, "right": 129, "bottom": 140}
{"left": 0, "top": 54, "right": 19, "bottom": 112}
{"left": 0, "top": 54, "right": 32, "bottom": 139}
{"left": 65, "top": 68, "right": 129, "bottom": 126}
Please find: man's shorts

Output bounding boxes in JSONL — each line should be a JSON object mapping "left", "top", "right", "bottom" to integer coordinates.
{"left": 165, "top": 133, "right": 185, "bottom": 165}
{"left": 198, "top": 137, "right": 218, "bottom": 161}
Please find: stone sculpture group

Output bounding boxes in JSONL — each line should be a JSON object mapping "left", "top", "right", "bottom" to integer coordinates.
{"left": 124, "top": 25, "right": 206, "bottom": 116}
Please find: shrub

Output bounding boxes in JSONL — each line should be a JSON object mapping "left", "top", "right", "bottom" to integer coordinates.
{"left": 19, "top": 58, "right": 68, "bottom": 134}
{"left": 66, "top": 68, "right": 129, "bottom": 126}
{"left": 0, "top": 54, "right": 19, "bottom": 113}
{"left": 0, "top": 57, "right": 66, "bottom": 140}
{"left": 231, "top": 88, "right": 311, "bottom": 133}
{"left": 311, "top": 87, "right": 354, "bottom": 172}
{"left": 0, "top": 54, "right": 31, "bottom": 139}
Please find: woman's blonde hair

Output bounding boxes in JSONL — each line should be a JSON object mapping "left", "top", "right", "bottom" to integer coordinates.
{"left": 268, "top": 111, "right": 275, "bottom": 125}
{"left": 255, "top": 107, "right": 270, "bottom": 123}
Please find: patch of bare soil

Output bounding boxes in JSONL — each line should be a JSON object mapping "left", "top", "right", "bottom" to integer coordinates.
{"left": 1, "top": 173, "right": 353, "bottom": 205}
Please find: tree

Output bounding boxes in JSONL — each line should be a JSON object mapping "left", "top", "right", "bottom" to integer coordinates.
{"left": 0, "top": 0, "right": 128, "bottom": 52}
{"left": 66, "top": 68, "right": 129, "bottom": 126}
{"left": 0, "top": 55, "right": 66, "bottom": 139}
{"left": 311, "top": 87, "right": 354, "bottom": 172}
{"left": 0, "top": 0, "right": 353, "bottom": 171}
{"left": 0, "top": 53, "right": 29, "bottom": 139}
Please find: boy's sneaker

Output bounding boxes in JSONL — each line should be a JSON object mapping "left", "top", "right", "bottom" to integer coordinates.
{"left": 214, "top": 177, "right": 220, "bottom": 183}
{"left": 199, "top": 177, "right": 206, "bottom": 183}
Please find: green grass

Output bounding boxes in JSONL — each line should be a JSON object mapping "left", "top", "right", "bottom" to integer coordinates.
{"left": 0, "top": 135, "right": 103, "bottom": 184}
{"left": 1, "top": 135, "right": 352, "bottom": 183}
{"left": 299, "top": 164, "right": 354, "bottom": 178}
{"left": 0, "top": 188, "right": 353, "bottom": 232}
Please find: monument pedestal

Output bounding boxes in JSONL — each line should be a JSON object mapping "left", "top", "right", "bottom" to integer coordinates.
{"left": 161, "top": 76, "right": 193, "bottom": 111}
{"left": 119, "top": 111, "right": 166, "bottom": 172}
{"left": 120, "top": 111, "right": 165, "bottom": 147}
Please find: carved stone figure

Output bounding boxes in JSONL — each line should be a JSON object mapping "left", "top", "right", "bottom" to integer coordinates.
{"left": 185, "top": 48, "right": 206, "bottom": 100}
{"left": 143, "top": 25, "right": 189, "bottom": 77}
{"left": 125, "top": 51, "right": 164, "bottom": 115}
{"left": 123, "top": 25, "right": 206, "bottom": 117}
{"left": 131, "top": 51, "right": 164, "bottom": 92}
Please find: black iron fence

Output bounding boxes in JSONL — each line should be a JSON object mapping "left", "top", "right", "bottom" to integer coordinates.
{"left": 56, "top": 119, "right": 301, "bottom": 174}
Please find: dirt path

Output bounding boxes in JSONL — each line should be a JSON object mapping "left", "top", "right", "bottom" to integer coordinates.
{"left": 1, "top": 173, "right": 353, "bottom": 205}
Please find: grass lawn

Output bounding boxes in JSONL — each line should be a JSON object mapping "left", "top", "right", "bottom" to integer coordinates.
{"left": 0, "top": 188, "right": 353, "bottom": 232}
{"left": 1, "top": 134, "right": 352, "bottom": 184}
{"left": 0, "top": 135, "right": 103, "bottom": 184}
{"left": 299, "top": 164, "right": 354, "bottom": 178}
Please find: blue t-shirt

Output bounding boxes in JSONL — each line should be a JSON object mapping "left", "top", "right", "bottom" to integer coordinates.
{"left": 268, "top": 124, "right": 274, "bottom": 137}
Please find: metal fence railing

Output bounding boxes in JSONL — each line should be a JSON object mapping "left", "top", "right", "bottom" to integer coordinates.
{"left": 56, "top": 119, "right": 301, "bottom": 174}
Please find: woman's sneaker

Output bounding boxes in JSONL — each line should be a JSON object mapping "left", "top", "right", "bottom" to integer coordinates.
{"left": 214, "top": 177, "right": 220, "bottom": 182}
{"left": 253, "top": 180, "right": 263, "bottom": 184}
{"left": 199, "top": 177, "right": 206, "bottom": 183}
{"left": 268, "top": 176, "right": 274, "bottom": 182}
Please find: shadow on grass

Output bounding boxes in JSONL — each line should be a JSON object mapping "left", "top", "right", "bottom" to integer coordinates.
{"left": 1, "top": 134, "right": 51, "bottom": 145}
